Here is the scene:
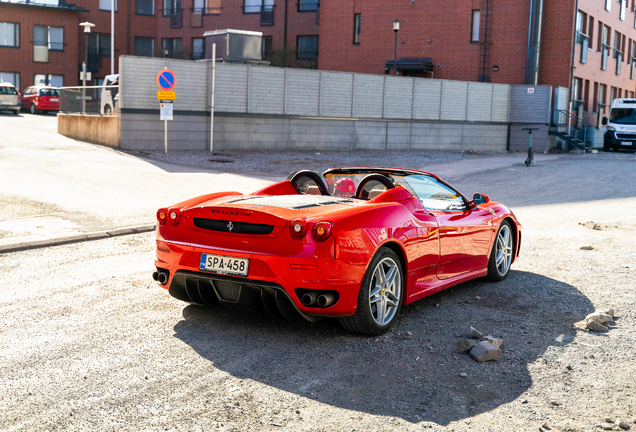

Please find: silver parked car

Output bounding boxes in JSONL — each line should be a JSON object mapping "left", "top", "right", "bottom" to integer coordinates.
{"left": 0, "top": 82, "right": 20, "bottom": 115}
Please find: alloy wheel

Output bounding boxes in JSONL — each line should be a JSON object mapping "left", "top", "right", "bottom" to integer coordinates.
{"left": 368, "top": 257, "right": 401, "bottom": 326}
{"left": 495, "top": 224, "right": 513, "bottom": 276}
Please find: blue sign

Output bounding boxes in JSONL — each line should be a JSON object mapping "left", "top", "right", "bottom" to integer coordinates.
{"left": 156, "top": 69, "right": 176, "bottom": 91}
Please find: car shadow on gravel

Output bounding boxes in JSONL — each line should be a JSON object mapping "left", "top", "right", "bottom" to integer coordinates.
{"left": 172, "top": 270, "right": 592, "bottom": 426}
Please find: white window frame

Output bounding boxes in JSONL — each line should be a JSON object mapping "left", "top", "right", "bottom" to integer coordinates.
{"left": 471, "top": 10, "right": 480, "bottom": 43}
{"left": 0, "top": 22, "right": 19, "bottom": 48}
{"left": 99, "top": 0, "right": 118, "bottom": 12}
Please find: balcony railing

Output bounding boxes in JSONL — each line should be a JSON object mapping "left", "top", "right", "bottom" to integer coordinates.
{"left": 601, "top": 44, "right": 610, "bottom": 71}
{"left": 616, "top": 50, "right": 623, "bottom": 75}
{"left": 260, "top": 4, "right": 274, "bottom": 25}
{"left": 163, "top": 7, "right": 183, "bottom": 28}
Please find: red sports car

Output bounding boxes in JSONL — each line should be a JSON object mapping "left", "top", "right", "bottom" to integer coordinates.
{"left": 153, "top": 167, "right": 521, "bottom": 335}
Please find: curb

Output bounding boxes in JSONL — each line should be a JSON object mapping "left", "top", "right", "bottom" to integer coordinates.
{"left": 0, "top": 223, "right": 156, "bottom": 254}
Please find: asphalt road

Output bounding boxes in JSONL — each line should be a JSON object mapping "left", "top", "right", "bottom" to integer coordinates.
{"left": 2, "top": 113, "right": 636, "bottom": 431}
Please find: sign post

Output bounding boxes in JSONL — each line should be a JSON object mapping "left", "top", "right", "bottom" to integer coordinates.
{"left": 156, "top": 68, "right": 176, "bottom": 153}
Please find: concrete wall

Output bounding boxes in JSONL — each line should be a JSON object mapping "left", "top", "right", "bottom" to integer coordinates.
{"left": 117, "top": 56, "right": 547, "bottom": 152}
{"left": 57, "top": 113, "right": 120, "bottom": 148}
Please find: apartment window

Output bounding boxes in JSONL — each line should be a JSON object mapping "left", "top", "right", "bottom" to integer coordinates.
{"left": 261, "top": 35, "right": 273, "bottom": 60}
{"left": 162, "top": 38, "right": 182, "bottom": 58}
{"left": 599, "top": 83, "right": 607, "bottom": 114}
{"left": 244, "top": 0, "right": 273, "bottom": 14}
{"left": 573, "top": 77, "right": 583, "bottom": 112}
{"left": 471, "top": 10, "right": 480, "bottom": 43}
{"left": 33, "top": 26, "right": 64, "bottom": 62}
{"left": 353, "top": 13, "right": 361, "bottom": 44}
{"left": 34, "top": 74, "right": 63, "bottom": 87}
{"left": 0, "top": 22, "right": 19, "bottom": 48}
{"left": 298, "top": 0, "right": 318, "bottom": 12}
{"left": 588, "top": 17, "right": 594, "bottom": 49}
{"left": 620, "top": 0, "right": 626, "bottom": 20}
{"left": 606, "top": 0, "right": 612, "bottom": 11}
{"left": 192, "top": 37, "right": 204, "bottom": 59}
{"left": 584, "top": 79, "right": 590, "bottom": 112}
{"left": 0, "top": 72, "right": 19, "bottom": 89}
{"left": 610, "top": 86, "right": 617, "bottom": 104}
{"left": 135, "top": 0, "right": 155, "bottom": 15}
{"left": 193, "top": 0, "right": 221, "bottom": 15}
{"left": 576, "top": 11, "right": 587, "bottom": 44}
{"left": 134, "top": 36, "right": 154, "bottom": 56}
{"left": 99, "top": 0, "right": 118, "bottom": 11}
{"left": 593, "top": 82, "right": 599, "bottom": 112}
{"left": 297, "top": 35, "right": 318, "bottom": 60}
{"left": 614, "top": 30, "right": 622, "bottom": 60}
{"left": 87, "top": 32, "right": 111, "bottom": 57}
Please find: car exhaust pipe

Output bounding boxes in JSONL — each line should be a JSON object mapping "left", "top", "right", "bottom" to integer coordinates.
{"left": 154, "top": 270, "right": 169, "bottom": 285}
{"left": 301, "top": 292, "right": 317, "bottom": 306}
{"left": 317, "top": 293, "right": 336, "bottom": 308}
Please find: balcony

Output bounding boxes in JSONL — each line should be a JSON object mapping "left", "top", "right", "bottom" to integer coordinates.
{"left": 163, "top": 7, "right": 183, "bottom": 28}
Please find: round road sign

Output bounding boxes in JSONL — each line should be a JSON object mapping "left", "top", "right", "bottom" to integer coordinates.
{"left": 156, "top": 69, "right": 177, "bottom": 91}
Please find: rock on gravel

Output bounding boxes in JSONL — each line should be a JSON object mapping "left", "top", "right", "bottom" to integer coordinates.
{"left": 482, "top": 335, "right": 503, "bottom": 348}
{"left": 466, "top": 326, "right": 484, "bottom": 339}
{"left": 455, "top": 340, "right": 476, "bottom": 353}
{"left": 586, "top": 320, "right": 609, "bottom": 332}
{"left": 586, "top": 312, "right": 613, "bottom": 324}
{"left": 469, "top": 341, "right": 502, "bottom": 362}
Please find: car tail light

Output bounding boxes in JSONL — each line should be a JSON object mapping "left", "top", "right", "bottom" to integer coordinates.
{"left": 168, "top": 207, "right": 182, "bottom": 225}
{"left": 312, "top": 221, "right": 332, "bottom": 241}
{"left": 157, "top": 208, "right": 168, "bottom": 225}
{"left": 290, "top": 218, "right": 308, "bottom": 237}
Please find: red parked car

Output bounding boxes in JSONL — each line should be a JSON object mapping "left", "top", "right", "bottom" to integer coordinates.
{"left": 21, "top": 86, "right": 60, "bottom": 114}
{"left": 153, "top": 167, "right": 522, "bottom": 335}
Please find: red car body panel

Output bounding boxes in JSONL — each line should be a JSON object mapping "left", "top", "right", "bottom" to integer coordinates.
{"left": 154, "top": 168, "right": 521, "bottom": 320}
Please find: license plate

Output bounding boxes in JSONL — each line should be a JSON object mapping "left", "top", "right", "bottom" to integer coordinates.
{"left": 199, "top": 253, "right": 249, "bottom": 276}
{"left": 50, "top": 98, "right": 59, "bottom": 102}
{"left": 620, "top": 141, "right": 632, "bottom": 146}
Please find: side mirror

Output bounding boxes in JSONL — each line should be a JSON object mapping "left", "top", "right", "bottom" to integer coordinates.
{"left": 473, "top": 193, "right": 490, "bottom": 205}
{"left": 602, "top": 117, "right": 608, "bottom": 125}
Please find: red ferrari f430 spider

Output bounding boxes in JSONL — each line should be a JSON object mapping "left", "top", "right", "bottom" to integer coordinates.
{"left": 153, "top": 167, "right": 521, "bottom": 335}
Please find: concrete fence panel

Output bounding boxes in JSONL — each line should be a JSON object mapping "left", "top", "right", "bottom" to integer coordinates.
{"left": 284, "top": 68, "right": 320, "bottom": 116}
{"left": 467, "top": 82, "right": 493, "bottom": 122}
{"left": 248, "top": 66, "right": 285, "bottom": 114}
{"left": 352, "top": 74, "right": 384, "bottom": 118}
{"left": 384, "top": 76, "right": 414, "bottom": 119}
{"left": 215, "top": 64, "right": 248, "bottom": 113}
{"left": 440, "top": 81, "right": 469, "bottom": 121}
{"left": 413, "top": 79, "right": 442, "bottom": 120}
{"left": 319, "top": 71, "right": 354, "bottom": 117}
{"left": 492, "top": 84, "right": 510, "bottom": 122}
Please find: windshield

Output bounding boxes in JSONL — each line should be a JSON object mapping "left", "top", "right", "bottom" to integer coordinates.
{"left": 0, "top": 86, "right": 17, "bottom": 95}
{"left": 609, "top": 108, "right": 636, "bottom": 124}
{"left": 40, "top": 89, "right": 59, "bottom": 97}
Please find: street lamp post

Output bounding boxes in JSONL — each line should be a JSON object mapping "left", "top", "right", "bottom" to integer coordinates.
{"left": 80, "top": 22, "right": 95, "bottom": 115}
{"left": 390, "top": 20, "right": 403, "bottom": 76}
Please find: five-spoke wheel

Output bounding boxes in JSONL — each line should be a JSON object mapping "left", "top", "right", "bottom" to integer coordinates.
{"left": 339, "top": 247, "right": 403, "bottom": 335}
{"left": 486, "top": 220, "right": 514, "bottom": 281}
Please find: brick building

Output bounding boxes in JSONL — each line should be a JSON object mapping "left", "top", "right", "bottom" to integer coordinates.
{"left": 0, "top": 0, "right": 320, "bottom": 91}
{"left": 318, "top": 0, "right": 636, "bottom": 126}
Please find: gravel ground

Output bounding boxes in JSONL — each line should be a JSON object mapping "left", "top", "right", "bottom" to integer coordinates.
{"left": 1, "top": 151, "right": 636, "bottom": 432}
{"left": 139, "top": 149, "right": 507, "bottom": 177}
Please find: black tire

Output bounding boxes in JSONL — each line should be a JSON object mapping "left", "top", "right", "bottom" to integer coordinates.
{"left": 104, "top": 104, "right": 112, "bottom": 115}
{"left": 485, "top": 220, "right": 514, "bottom": 282}
{"left": 339, "top": 247, "right": 404, "bottom": 335}
{"left": 13, "top": 109, "right": 19, "bottom": 115}
{"left": 603, "top": 142, "right": 610, "bottom": 152}
{"left": 30, "top": 103, "right": 37, "bottom": 115}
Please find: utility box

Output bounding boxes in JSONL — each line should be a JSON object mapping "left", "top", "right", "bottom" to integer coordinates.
{"left": 203, "top": 29, "right": 269, "bottom": 65}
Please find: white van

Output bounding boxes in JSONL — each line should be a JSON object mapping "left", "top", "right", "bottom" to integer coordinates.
{"left": 602, "top": 98, "right": 636, "bottom": 152}
{"left": 99, "top": 74, "right": 119, "bottom": 115}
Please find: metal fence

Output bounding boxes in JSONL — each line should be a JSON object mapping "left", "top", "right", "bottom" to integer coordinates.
{"left": 59, "top": 85, "right": 119, "bottom": 115}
